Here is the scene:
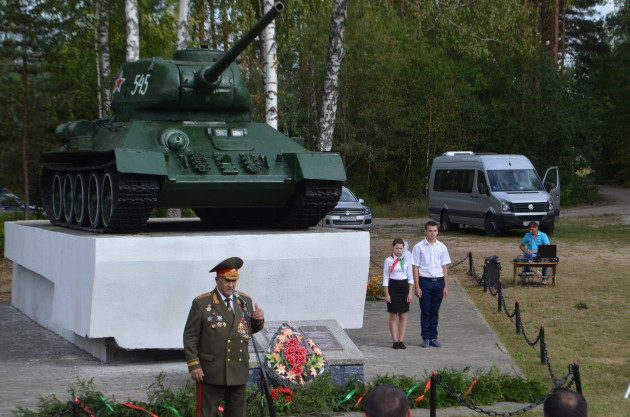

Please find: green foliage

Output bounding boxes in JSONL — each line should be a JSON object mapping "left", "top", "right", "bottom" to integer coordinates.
{"left": 1, "top": 0, "right": 627, "bottom": 207}
{"left": 560, "top": 175, "right": 600, "bottom": 207}
{"left": 495, "top": 373, "right": 547, "bottom": 403}
{"left": 11, "top": 368, "right": 548, "bottom": 416}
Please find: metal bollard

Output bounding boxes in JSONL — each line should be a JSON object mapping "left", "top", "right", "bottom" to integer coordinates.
{"left": 573, "top": 361, "right": 583, "bottom": 394}
{"left": 430, "top": 372, "right": 438, "bottom": 417}
{"left": 539, "top": 325, "right": 545, "bottom": 364}
{"left": 515, "top": 300, "right": 521, "bottom": 334}
{"left": 497, "top": 280, "right": 503, "bottom": 312}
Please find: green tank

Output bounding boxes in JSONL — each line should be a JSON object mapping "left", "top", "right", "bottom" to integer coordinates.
{"left": 40, "top": 2, "right": 346, "bottom": 233}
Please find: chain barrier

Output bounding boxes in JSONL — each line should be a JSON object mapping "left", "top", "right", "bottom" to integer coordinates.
{"left": 433, "top": 367, "right": 577, "bottom": 417}
{"left": 517, "top": 321, "right": 542, "bottom": 346}
{"left": 436, "top": 377, "right": 547, "bottom": 416}
{"left": 500, "top": 297, "right": 517, "bottom": 319}
{"left": 466, "top": 253, "right": 578, "bottom": 396}
{"left": 541, "top": 340, "right": 576, "bottom": 388}
{"left": 449, "top": 255, "right": 469, "bottom": 270}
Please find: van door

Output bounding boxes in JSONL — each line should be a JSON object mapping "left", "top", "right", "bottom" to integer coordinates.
{"left": 468, "top": 170, "right": 490, "bottom": 227}
{"left": 543, "top": 166, "right": 560, "bottom": 219}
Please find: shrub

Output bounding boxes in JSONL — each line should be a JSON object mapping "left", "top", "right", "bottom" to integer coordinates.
{"left": 365, "top": 275, "right": 385, "bottom": 300}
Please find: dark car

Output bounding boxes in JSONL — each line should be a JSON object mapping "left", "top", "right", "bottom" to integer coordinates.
{"left": 0, "top": 190, "right": 46, "bottom": 218}
{"left": 322, "top": 186, "right": 372, "bottom": 231}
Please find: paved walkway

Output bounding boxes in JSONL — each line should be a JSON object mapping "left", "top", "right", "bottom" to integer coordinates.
{"left": 0, "top": 278, "right": 524, "bottom": 417}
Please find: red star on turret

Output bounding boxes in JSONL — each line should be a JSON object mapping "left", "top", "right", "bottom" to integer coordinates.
{"left": 114, "top": 72, "right": 126, "bottom": 93}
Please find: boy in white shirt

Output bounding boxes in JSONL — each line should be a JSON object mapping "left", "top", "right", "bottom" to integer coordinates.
{"left": 411, "top": 221, "right": 451, "bottom": 348}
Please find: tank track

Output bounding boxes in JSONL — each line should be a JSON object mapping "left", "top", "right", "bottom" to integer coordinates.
{"left": 42, "top": 165, "right": 161, "bottom": 234}
{"left": 99, "top": 174, "right": 161, "bottom": 233}
{"left": 194, "top": 180, "right": 342, "bottom": 230}
{"left": 277, "top": 180, "right": 342, "bottom": 229}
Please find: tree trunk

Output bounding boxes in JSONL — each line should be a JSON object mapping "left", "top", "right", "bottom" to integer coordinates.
{"left": 317, "top": 0, "right": 347, "bottom": 152}
{"left": 177, "top": 0, "right": 190, "bottom": 50}
{"left": 263, "top": 0, "right": 279, "bottom": 129}
{"left": 125, "top": 0, "right": 140, "bottom": 62}
{"left": 99, "top": 0, "right": 111, "bottom": 110}
{"left": 21, "top": 38, "right": 30, "bottom": 220}
{"left": 209, "top": 1, "right": 217, "bottom": 49}
{"left": 95, "top": 1, "right": 103, "bottom": 117}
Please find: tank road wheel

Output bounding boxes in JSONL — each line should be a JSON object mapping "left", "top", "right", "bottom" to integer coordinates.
{"left": 100, "top": 171, "right": 117, "bottom": 228}
{"left": 62, "top": 173, "right": 74, "bottom": 223}
{"left": 484, "top": 215, "right": 503, "bottom": 237}
{"left": 88, "top": 171, "right": 102, "bottom": 230}
{"left": 73, "top": 173, "right": 88, "bottom": 226}
{"left": 440, "top": 211, "right": 459, "bottom": 232}
{"left": 99, "top": 172, "right": 161, "bottom": 233}
{"left": 52, "top": 173, "right": 64, "bottom": 222}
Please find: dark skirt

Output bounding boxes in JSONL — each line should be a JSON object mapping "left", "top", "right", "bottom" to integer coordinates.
{"left": 386, "top": 279, "right": 410, "bottom": 313}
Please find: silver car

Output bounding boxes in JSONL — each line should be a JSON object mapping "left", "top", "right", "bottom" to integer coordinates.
{"left": 322, "top": 186, "right": 372, "bottom": 231}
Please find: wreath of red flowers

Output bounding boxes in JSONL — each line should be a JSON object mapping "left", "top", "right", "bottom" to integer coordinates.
{"left": 265, "top": 323, "right": 327, "bottom": 386}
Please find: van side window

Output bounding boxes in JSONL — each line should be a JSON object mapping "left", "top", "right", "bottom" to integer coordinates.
{"left": 477, "top": 170, "right": 487, "bottom": 193}
{"left": 434, "top": 169, "right": 474, "bottom": 193}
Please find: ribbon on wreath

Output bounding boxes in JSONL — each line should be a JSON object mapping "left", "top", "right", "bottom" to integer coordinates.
{"left": 415, "top": 378, "right": 432, "bottom": 404}
{"left": 121, "top": 403, "right": 159, "bottom": 417}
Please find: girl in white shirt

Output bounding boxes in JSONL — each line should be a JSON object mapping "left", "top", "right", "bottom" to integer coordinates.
{"left": 383, "top": 238, "right": 414, "bottom": 349}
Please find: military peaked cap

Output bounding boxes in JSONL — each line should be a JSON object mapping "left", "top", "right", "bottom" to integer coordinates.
{"left": 210, "top": 257, "right": 244, "bottom": 280}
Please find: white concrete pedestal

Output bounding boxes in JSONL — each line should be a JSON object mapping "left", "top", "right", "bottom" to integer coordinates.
{"left": 5, "top": 220, "right": 370, "bottom": 360}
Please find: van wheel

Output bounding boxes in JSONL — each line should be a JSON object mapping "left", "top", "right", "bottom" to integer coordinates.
{"left": 440, "top": 212, "right": 459, "bottom": 232}
{"left": 541, "top": 221, "right": 555, "bottom": 235}
{"left": 484, "top": 215, "right": 503, "bottom": 237}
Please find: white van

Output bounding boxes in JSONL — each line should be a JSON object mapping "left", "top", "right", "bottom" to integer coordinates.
{"left": 428, "top": 152, "right": 560, "bottom": 236}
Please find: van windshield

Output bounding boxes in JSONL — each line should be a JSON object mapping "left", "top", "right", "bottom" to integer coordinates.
{"left": 487, "top": 170, "right": 544, "bottom": 191}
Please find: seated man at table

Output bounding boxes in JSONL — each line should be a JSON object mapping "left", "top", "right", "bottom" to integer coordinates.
{"left": 519, "top": 221, "right": 551, "bottom": 282}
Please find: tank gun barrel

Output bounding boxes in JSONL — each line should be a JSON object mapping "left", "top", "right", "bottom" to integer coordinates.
{"left": 203, "top": 2, "right": 284, "bottom": 84}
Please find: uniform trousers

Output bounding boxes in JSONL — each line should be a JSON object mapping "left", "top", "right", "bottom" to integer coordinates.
{"left": 199, "top": 382, "right": 246, "bottom": 417}
{"left": 419, "top": 278, "right": 445, "bottom": 341}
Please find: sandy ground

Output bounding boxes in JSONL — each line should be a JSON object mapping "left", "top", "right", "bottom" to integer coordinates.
{"left": 2, "top": 185, "right": 629, "bottom": 305}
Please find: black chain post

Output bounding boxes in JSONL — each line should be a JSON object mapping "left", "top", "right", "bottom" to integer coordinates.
{"left": 540, "top": 326, "right": 546, "bottom": 364}
{"left": 515, "top": 299, "right": 521, "bottom": 334}
{"left": 468, "top": 251, "right": 473, "bottom": 276}
{"left": 573, "top": 361, "right": 583, "bottom": 394}
{"left": 430, "top": 372, "right": 438, "bottom": 417}
{"left": 483, "top": 261, "right": 488, "bottom": 293}
{"left": 497, "top": 280, "right": 503, "bottom": 312}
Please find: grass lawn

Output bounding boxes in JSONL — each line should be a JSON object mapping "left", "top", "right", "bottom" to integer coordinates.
{"left": 454, "top": 216, "right": 630, "bottom": 417}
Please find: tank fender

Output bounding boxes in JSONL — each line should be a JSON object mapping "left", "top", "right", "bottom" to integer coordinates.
{"left": 281, "top": 152, "right": 346, "bottom": 182}
{"left": 115, "top": 148, "right": 168, "bottom": 176}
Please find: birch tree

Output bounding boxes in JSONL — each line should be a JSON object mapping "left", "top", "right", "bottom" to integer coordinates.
{"left": 177, "top": 0, "right": 190, "bottom": 50}
{"left": 317, "top": 0, "right": 347, "bottom": 152}
{"left": 125, "top": 0, "right": 140, "bottom": 61}
{"left": 97, "top": 0, "right": 111, "bottom": 114}
{"left": 263, "top": 0, "right": 280, "bottom": 129}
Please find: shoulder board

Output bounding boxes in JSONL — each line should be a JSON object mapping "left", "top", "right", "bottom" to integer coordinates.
{"left": 236, "top": 291, "right": 252, "bottom": 299}
{"left": 194, "top": 292, "right": 213, "bottom": 301}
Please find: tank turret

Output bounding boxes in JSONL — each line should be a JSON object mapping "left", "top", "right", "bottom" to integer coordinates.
{"left": 40, "top": 2, "right": 346, "bottom": 233}
{"left": 111, "top": 2, "right": 284, "bottom": 121}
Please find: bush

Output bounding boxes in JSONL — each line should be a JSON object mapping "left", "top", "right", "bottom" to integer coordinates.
{"left": 10, "top": 368, "right": 549, "bottom": 416}
{"left": 365, "top": 275, "right": 385, "bottom": 300}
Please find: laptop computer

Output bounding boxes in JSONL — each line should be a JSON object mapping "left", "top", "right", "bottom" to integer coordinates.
{"left": 537, "top": 244, "right": 557, "bottom": 258}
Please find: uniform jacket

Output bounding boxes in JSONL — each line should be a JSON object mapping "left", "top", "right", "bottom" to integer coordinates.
{"left": 183, "top": 289, "right": 264, "bottom": 386}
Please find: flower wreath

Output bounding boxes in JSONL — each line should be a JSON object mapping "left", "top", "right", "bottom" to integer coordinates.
{"left": 265, "top": 323, "right": 327, "bottom": 386}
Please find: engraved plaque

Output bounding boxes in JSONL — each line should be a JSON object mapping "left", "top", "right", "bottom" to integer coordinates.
{"left": 299, "top": 325, "right": 343, "bottom": 350}
{"left": 250, "top": 324, "right": 343, "bottom": 352}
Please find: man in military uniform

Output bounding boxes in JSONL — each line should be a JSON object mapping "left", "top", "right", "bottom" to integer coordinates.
{"left": 184, "top": 257, "right": 265, "bottom": 417}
